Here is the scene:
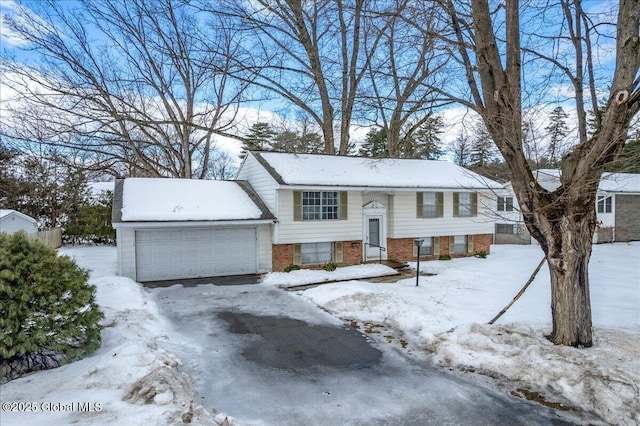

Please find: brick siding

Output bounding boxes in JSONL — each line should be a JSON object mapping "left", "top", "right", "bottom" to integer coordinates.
{"left": 387, "top": 234, "right": 492, "bottom": 262}
{"left": 272, "top": 240, "right": 363, "bottom": 271}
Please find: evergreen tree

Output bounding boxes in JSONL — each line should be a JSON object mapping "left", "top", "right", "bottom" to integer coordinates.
{"left": 240, "top": 122, "right": 276, "bottom": 158}
{"left": 469, "top": 121, "right": 497, "bottom": 167}
{"left": 545, "top": 106, "right": 570, "bottom": 166}
{"left": 0, "top": 232, "right": 103, "bottom": 382}
{"left": 358, "top": 128, "right": 388, "bottom": 158}
{"left": 451, "top": 131, "right": 472, "bottom": 166}
{"left": 406, "top": 116, "right": 445, "bottom": 160}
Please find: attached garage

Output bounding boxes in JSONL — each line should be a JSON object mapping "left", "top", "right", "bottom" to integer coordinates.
{"left": 112, "top": 178, "right": 274, "bottom": 283}
{"left": 135, "top": 227, "right": 258, "bottom": 282}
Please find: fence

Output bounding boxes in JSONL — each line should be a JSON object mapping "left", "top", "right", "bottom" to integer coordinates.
{"left": 30, "top": 228, "right": 62, "bottom": 249}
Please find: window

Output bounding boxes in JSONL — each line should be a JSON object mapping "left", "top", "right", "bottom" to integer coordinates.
{"left": 421, "top": 192, "right": 442, "bottom": 218}
{"left": 597, "top": 195, "right": 612, "bottom": 213}
{"left": 497, "top": 196, "right": 514, "bottom": 212}
{"left": 303, "top": 191, "right": 339, "bottom": 220}
{"left": 457, "top": 193, "right": 474, "bottom": 217}
{"left": 418, "top": 238, "right": 433, "bottom": 256}
{"left": 301, "top": 242, "right": 333, "bottom": 265}
{"left": 496, "top": 224, "right": 515, "bottom": 234}
{"left": 453, "top": 235, "right": 467, "bottom": 254}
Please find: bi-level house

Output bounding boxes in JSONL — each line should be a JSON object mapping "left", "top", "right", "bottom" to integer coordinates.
{"left": 112, "top": 152, "right": 502, "bottom": 282}
{"left": 237, "top": 152, "right": 501, "bottom": 271}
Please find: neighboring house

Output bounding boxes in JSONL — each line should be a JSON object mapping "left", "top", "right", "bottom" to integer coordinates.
{"left": 0, "top": 209, "right": 38, "bottom": 235}
{"left": 493, "top": 183, "right": 532, "bottom": 244}
{"left": 112, "top": 178, "right": 274, "bottom": 282}
{"left": 237, "top": 152, "right": 502, "bottom": 272}
{"left": 494, "top": 170, "right": 640, "bottom": 244}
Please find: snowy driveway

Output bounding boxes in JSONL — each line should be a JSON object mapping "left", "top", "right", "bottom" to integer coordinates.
{"left": 150, "top": 282, "right": 591, "bottom": 426}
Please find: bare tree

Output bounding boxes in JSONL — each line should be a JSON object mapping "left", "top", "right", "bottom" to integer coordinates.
{"left": 438, "top": 0, "right": 639, "bottom": 346}
{"left": 209, "top": 0, "right": 389, "bottom": 155}
{"left": 1, "top": 0, "right": 247, "bottom": 178}
{"left": 361, "top": 1, "right": 449, "bottom": 156}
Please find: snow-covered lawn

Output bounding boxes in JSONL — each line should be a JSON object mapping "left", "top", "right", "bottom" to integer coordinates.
{"left": 297, "top": 242, "right": 640, "bottom": 425}
{"left": 1, "top": 243, "right": 637, "bottom": 425}
{"left": 262, "top": 263, "right": 398, "bottom": 288}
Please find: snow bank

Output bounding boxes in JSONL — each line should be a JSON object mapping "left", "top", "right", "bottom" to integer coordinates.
{"left": 0, "top": 247, "right": 221, "bottom": 426}
{"left": 262, "top": 263, "right": 398, "bottom": 287}
{"left": 299, "top": 243, "right": 640, "bottom": 425}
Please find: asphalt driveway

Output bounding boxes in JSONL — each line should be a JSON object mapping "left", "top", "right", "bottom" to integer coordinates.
{"left": 149, "top": 280, "right": 597, "bottom": 425}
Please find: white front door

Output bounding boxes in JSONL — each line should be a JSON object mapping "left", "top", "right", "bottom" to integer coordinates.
{"left": 366, "top": 216, "right": 383, "bottom": 258}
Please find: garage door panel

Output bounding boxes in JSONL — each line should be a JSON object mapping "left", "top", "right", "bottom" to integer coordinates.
{"left": 135, "top": 227, "right": 257, "bottom": 282}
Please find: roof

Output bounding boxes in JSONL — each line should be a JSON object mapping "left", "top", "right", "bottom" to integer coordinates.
{"left": 534, "top": 169, "right": 640, "bottom": 193}
{"left": 251, "top": 152, "right": 502, "bottom": 189}
{"left": 0, "top": 209, "right": 37, "bottom": 223}
{"left": 112, "top": 178, "right": 274, "bottom": 223}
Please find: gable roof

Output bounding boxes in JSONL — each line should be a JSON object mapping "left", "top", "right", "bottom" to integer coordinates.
{"left": 534, "top": 169, "right": 640, "bottom": 193}
{"left": 112, "top": 178, "right": 274, "bottom": 223}
{"left": 251, "top": 152, "right": 502, "bottom": 189}
{"left": 0, "top": 209, "right": 37, "bottom": 223}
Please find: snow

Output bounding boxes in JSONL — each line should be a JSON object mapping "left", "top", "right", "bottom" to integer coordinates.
{"left": 121, "top": 178, "right": 263, "bottom": 221}
{"left": 534, "top": 169, "right": 640, "bottom": 193}
{"left": 299, "top": 242, "right": 640, "bottom": 425}
{"left": 256, "top": 152, "right": 503, "bottom": 189}
{"left": 1, "top": 243, "right": 638, "bottom": 425}
{"left": 262, "top": 263, "right": 399, "bottom": 287}
{"left": 0, "top": 246, "right": 219, "bottom": 426}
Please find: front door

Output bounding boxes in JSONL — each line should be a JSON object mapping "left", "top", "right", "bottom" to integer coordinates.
{"left": 365, "top": 215, "right": 384, "bottom": 259}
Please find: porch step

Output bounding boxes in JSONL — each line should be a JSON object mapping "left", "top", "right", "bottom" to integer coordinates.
{"left": 365, "top": 259, "right": 409, "bottom": 270}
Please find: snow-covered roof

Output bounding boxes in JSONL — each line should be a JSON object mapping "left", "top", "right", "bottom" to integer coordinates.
{"left": 115, "top": 178, "right": 273, "bottom": 222}
{"left": 0, "top": 209, "right": 37, "bottom": 223}
{"left": 252, "top": 152, "right": 502, "bottom": 189}
{"left": 534, "top": 169, "right": 640, "bottom": 193}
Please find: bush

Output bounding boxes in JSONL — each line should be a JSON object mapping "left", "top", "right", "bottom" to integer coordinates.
{"left": 474, "top": 250, "right": 488, "bottom": 259}
{"left": 438, "top": 254, "right": 452, "bottom": 261}
{"left": 322, "top": 262, "right": 337, "bottom": 272}
{"left": 283, "top": 264, "right": 301, "bottom": 272}
{"left": 0, "top": 232, "right": 103, "bottom": 383}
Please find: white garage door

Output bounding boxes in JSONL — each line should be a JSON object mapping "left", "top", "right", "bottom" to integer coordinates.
{"left": 135, "top": 227, "right": 257, "bottom": 282}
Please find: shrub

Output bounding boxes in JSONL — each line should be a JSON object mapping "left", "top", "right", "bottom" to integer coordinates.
{"left": 438, "top": 254, "right": 452, "bottom": 261}
{"left": 474, "top": 250, "right": 488, "bottom": 259}
{"left": 283, "top": 264, "right": 301, "bottom": 272}
{"left": 322, "top": 262, "right": 337, "bottom": 271}
{"left": 0, "top": 232, "right": 103, "bottom": 383}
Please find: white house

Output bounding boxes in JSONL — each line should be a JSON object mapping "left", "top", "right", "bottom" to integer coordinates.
{"left": 493, "top": 183, "right": 532, "bottom": 244}
{"left": 237, "top": 152, "right": 502, "bottom": 271}
{"left": 111, "top": 178, "right": 274, "bottom": 282}
{"left": 0, "top": 209, "right": 38, "bottom": 235}
{"left": 493, "top": 170, "right": 640, "bottom": 244}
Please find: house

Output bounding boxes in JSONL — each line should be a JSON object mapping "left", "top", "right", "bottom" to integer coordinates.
{"left": 493, "top": 183, "right": 532, "bottom": 244}
{"left": 493, "top": 170, "right": 640, "bottom": 244}
{"left": 237, "top": 152, "right": 502, "bottom": 272}
{"left": 111, "top": 178, "right": 274, "bottom": 282}
{"left": 0, "top": 209, "right": 38, "bottom": 235}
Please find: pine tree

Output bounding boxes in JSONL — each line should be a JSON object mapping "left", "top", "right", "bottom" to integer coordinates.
{"left": 403, "top": 116, "right": 445, "bottom": 160}
{"left": 240, "top": 122, "right": 276, "bottom": 158}
{"left": 0, "top": 232, "right": 103, "bottom": 382}
{"left": 469, "top": 121, "right": 497, "bottom": 167}
{"left": 451, "top": 131, "right": 472, "bottom": 166}
{"left": 358, "top": 128, "right": 388, "bottom": 158}
{"left": 545, "top": 106, "right": 570, "bottom": 167}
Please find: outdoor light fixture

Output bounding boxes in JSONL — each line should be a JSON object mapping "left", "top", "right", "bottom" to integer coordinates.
{"left": 414, "top": 239, "right": 424, "bottom": 287}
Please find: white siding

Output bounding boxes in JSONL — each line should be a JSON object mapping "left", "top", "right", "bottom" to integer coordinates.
{"left": 391, "top": 191, "right": 494, "bottom": 238}
{"left": 0, "top": 213, "right": 37, "bottom": 235}
{"left": 236, "top": 154, "right": 279, "bottom": 213}
{"left": 276, "top": 189, "right": 363, "bottom": 243}
{"left": 117, "top": 227, "right": 137, "bottom": 279}
{"left": 257, "top": 223, "right": 272, "bottom": 272}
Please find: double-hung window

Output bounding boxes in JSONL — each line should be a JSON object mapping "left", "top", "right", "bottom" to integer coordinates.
{"left": 417, "top": 192, "right": 443, "bottom": 218}
{"left": 457, "top": 193, "right": 474, "bottom": 217}
{"left": 453, "top": 235, "right": 467, "bottom": 254}
{"left": 301, "top": 242, "right": 333, "bottom": 265}
{"left": 597, "top": 195, "right": 612, "bottom": 213}
{"left": 497, "top": 196, "right": 514, "bottom": 212}
{"left": 302, "top": 191, "right": 339, "bottom": 220}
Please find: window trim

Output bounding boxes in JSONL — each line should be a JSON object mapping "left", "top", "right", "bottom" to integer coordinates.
{"left": 417, "top": 192, "right": 444, "bottom": 218}
{"left": 454, "top": 192, "right": 477, "bottom": 217}
{"left": 597, "top": 195, "right": 612, "bottom": 214}
{"left": 497, "top": 196, "right": 514, "bottom": 212}
{"left": 294, "top": 191, "right": 348, "bottom": 221}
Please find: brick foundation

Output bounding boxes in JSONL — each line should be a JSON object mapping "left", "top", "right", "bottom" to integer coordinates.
{"left": 272, "top": 240, "right": 363, "bottom": 271}
{"left": 387, "top": 234, "right": 492, "bottom": 262}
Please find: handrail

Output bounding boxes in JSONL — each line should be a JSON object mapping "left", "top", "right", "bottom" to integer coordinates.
{"left": 363, "top": 242, "right": 386, "bottom": 264}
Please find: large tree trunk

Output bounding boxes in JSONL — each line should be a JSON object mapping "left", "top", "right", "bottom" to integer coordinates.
{"left": 533, "top": 197, "right": 597, "bottom": 346}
